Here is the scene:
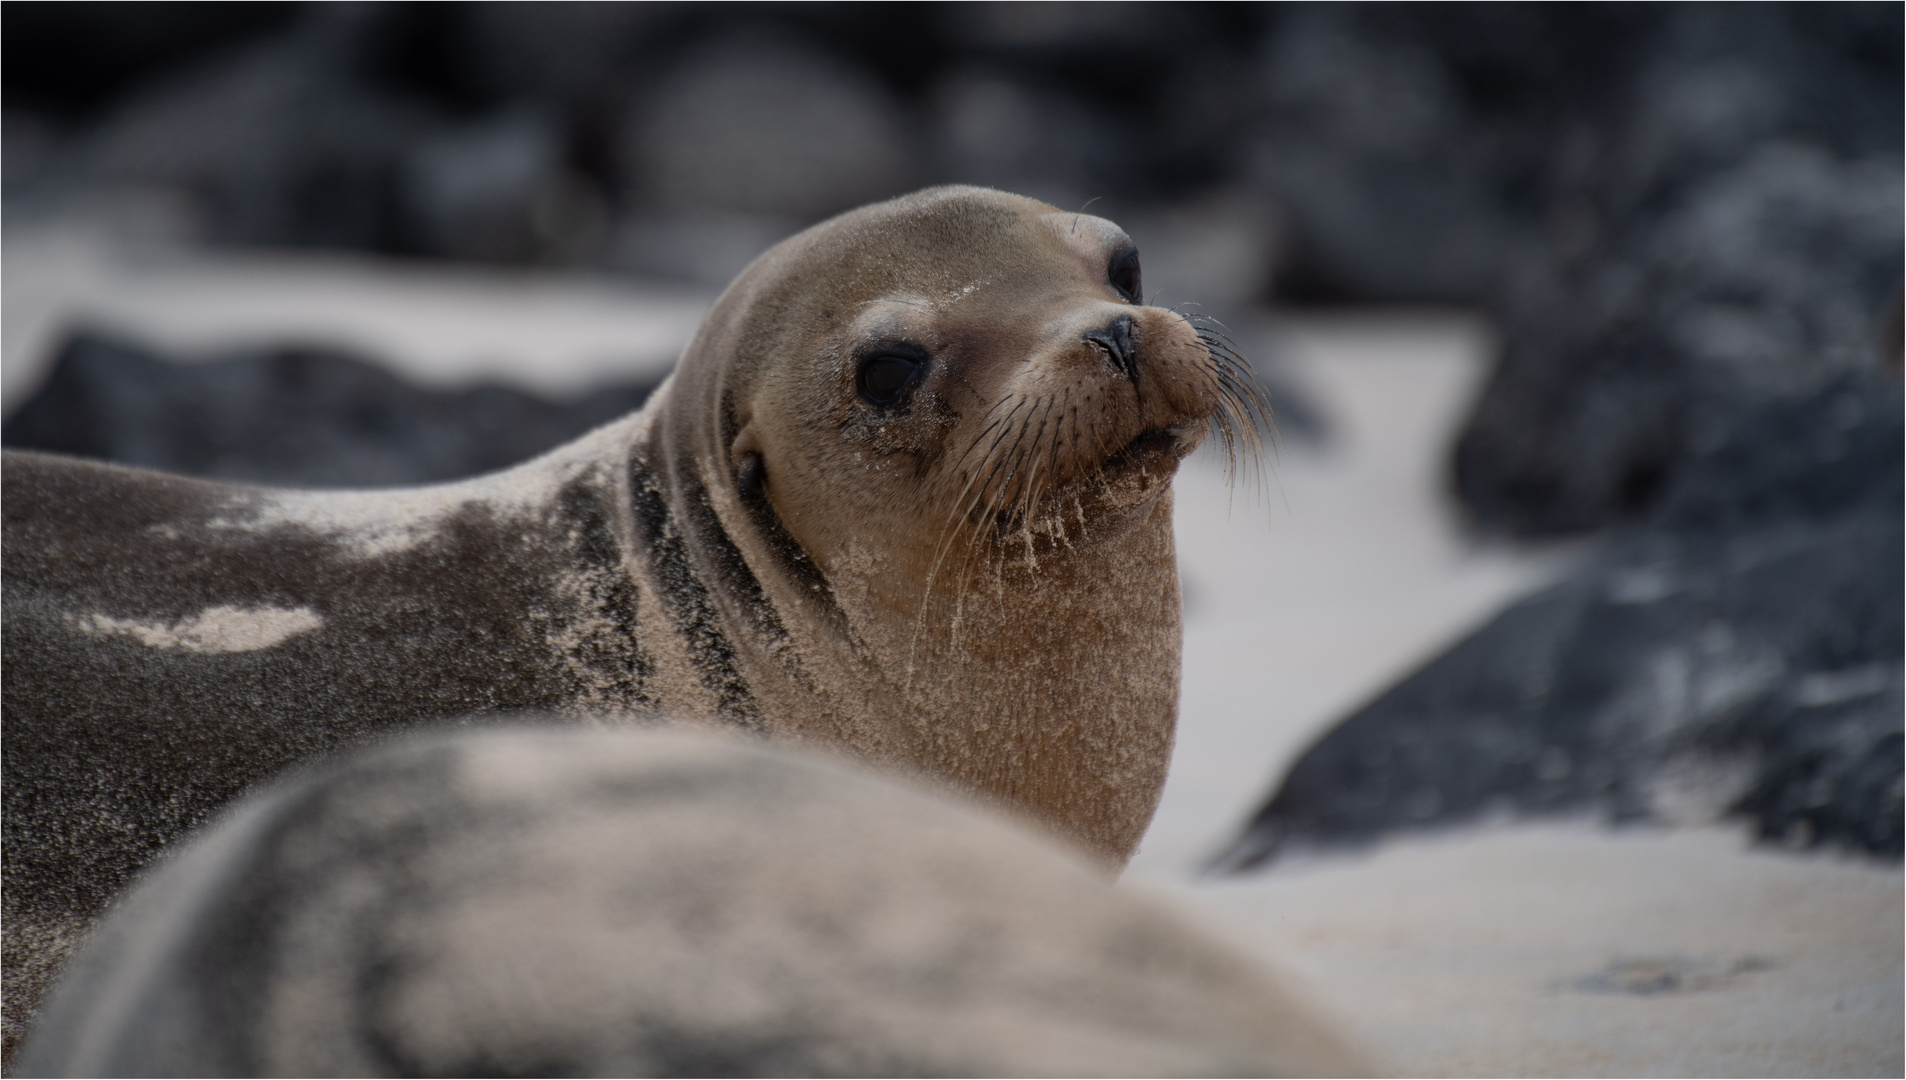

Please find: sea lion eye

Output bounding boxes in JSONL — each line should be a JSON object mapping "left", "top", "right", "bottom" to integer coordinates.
{"left": 1108, "top": 247, "right": 1142, "bottom": 304}
{"left": 857, "top": 351, "right": 924, "bottom": 406}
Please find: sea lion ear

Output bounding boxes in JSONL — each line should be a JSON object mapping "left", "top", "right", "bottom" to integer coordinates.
{"left": 731, "top": 424, "right": 766, "bottom": 498}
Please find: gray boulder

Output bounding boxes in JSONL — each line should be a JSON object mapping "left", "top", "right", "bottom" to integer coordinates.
{"left": 1, "top": 333, "right": 659, "bottom": 487}
{"left": 1217, "top": 372, "right": 1903, "bottom": 870}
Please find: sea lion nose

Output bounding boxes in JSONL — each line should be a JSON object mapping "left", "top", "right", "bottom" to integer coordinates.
{"left": 1084, "top": 315, "right": 1139, "bottom": 382}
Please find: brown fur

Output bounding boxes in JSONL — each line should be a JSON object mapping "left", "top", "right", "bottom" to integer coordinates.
{"left": 1, "top": 186, "right": 1263, "bottom": 1057}
{"left": 674, "top": 187, "right": 1259, "bottom": 860}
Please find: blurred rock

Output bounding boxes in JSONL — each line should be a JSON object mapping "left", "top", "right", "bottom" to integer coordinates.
{"left": 1120, "top": 187, "right": 1288, "bottom": 312}
{"left": 1459, "top": 144, "right": 1904, "bottom": 536}
{"left": 608, "top": 209, "right": 801, "bottom": 289}
{"left": 616, "top": 36, "right": 921, "bottom": 220}
{"left": 18, "top": 725, "right": 1365, "bottom": 1078}
{"left": 3, "top": 3, "right": 1897, "bottom": 526}
{"left": 0, "top": 3, "right": 299, "bottom": 117}
{"left": 929, "top": 68, "right": 1129, "bottom": 210}
{"left": 36, "top": 14, "right": 430, "bottom": 252}
{"left": 1244, "top": 4, "right": 1526, "bottom": 303}
{"left": 1215, "top": 373, "right": 1904, "bottom": 870}
{"left": 602, "top": 35, "right": 925, "bottom": 285}
{"left": 399, "top": 106, "right": 607, "bottom": 264}
{"left": 444, "top": 2, "right": 681, "bottom": 107}
{"left": 2, "top": 5, "right": 1271, "bottom": 273}
{"left": 1, "top": 333, "right": 659, "bottom": 487}
{"left": 928, "top": 4, "right": 1259, "bottom": 205}
{"left": 1449, "top": 6, "right": 1904, "bottom": 537}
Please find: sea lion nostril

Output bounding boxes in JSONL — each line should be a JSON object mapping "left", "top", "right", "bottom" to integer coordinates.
{"left": 1084, "top": 315, "right": 1139, "bottom": 381}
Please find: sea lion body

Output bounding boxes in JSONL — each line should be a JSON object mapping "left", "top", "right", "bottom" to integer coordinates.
{"left": 16, "top": 725, "right": 1365, "bottom": 1078}
{"left": 3, "top": 186, "right": 1259, "bottom": 1053}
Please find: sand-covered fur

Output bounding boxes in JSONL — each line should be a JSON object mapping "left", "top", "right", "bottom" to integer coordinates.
{"left": 2, "top": 186, "right": 1261, "bottom": 1054}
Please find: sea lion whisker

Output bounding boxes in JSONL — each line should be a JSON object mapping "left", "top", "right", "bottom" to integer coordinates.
{"left": 1020, "top": 412, "right": 1065, "bottom": 551}
{"left": 911, "top": 446, "right": 1016, "bottom": 671}
{"left": 956, "top": 396, "right": 1028, "bottom": 472}
{"left": 1005, "top": 440, "right": 1039, "bottom": 536}
{"left": 971, "top": 398, "right": 1032, "bottom": 486}
{"left": 1210, "top": 372, "right": 1268, "bottom": 449}
{"left": 1212, "top": 369, "right": 1270, "bottom": 424}
{"left": 1198, "top": 337, "right": 1256, "bottom": 377}
{"left": 921, "top": 399, "right": 1035, "bottom": 620}
{"left": 941, "top": 397, "right": 1020, "bottom": 524}
{"left": 954, "top": 415, "right": 1013, "bottom": 474}
{"left": 1016, "top": 396, "right": 1060, "bottom": 533}
{"left": 1045, "top": 390, "right": 1072, "bottom": 517}
{"left": 1204, "top": 340, "right": 1271, "bottom": 419}
{"left": 972, "top": 410, "right": 1040, "bottom": 529}
{"left": 922, "top": 440, "right": 1009, "bottom": 606}
{"left": 1191, "top": 323, "right": 1245, "bottom": 352}
{"left": 1218, "top": 386, "right": 1273, "bottom": 453}
{"left": 1212, "top": 352, "right": 1260, "bottom": 387}
{"left": 936, "top": 449, "right": 1024, "bottom": 617}
{"left": 1220, "top": 409, "right": 1274, "bottom": 505}
{"left": 1194, "top": 334, "right": 1275, "bottom": 501}
{"left": 975, "top": 411, "right": 1037, "bottom": 535}
{"left": 918, "top": 399, "right": 1040, "bottom": 648}
{"left": 937, "top": 399, "right": 1027, "bottom": 542}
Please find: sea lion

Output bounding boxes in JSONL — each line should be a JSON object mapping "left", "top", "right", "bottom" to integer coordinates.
{"left": 2, "top": 185, "right": 1264, "bottom": 1054}
{"left": 16, "top": 724, "right": 1364, "bottom": 1078}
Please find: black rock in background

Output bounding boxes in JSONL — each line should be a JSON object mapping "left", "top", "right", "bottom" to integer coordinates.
{"left": 1215, "top": 373, "right": 1904, "bottom": 869}
{"left": 1, "top": 334, "right": 659, "bottom": 488}
{"left": 1447, "top": 4, "right": 1903, "bottom": 537}
{"left": 1201, "top": 8, "right": 1902, "bottom": 869}
{"left": 0, "top": 3, "right": 300, "bottom": 117}
{"left": 6, "top": 5, "right": 1897, "bottom": 518}
{"left": 1, "top": 4, "right": 1269, "bottom": 276}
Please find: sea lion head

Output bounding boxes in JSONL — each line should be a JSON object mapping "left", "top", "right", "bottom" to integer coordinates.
{"left": 655, "top": 186, "right": 1264, "bottom": 863}
{"left": 669, "top": 185, "right": 1262, "bottom": 616}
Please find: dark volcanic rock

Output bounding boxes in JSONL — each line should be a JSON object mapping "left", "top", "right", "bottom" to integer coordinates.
{"left": 1447, "top": 5, "right": 1904, "bottom": 537}
{"left": 397, "top": 105, "right": 605, "bottom": 265}
{"left": 1456, "top": 141, "right": 1904, "bottom": 537}
{"left": 37, "top": 16, "right": 429, "bottom": 252}
{"left": 1216, "top": 373, "right": 1904, "bottom": 870}
{"left": 0, "top": 4, "right": 299, "bottom": 117}
{"left": 604, "top": 34, "right": 925, "bottom": 285}
{"left": 1, "top": 334, "right": 659, "bottom": 487}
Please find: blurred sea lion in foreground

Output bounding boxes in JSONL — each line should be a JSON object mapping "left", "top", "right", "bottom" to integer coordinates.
{"left": 2, "top": 185, "right": 1267, "bottom": 1053}
{"left": 16, "top": 726, "right": 1364, "bottom": 1078}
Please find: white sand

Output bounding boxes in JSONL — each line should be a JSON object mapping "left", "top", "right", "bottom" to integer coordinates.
{"left": 1133, "top": 312, "right": 1904, "bottom": 1078}
{"left": 5, "top": 235, "right": 1899, "bottom": 1075}
{"left": 1169, "top": 823, "right": 1901, "bottom": 1077}
{"left": 2, "top": 225, "right": 708, "bottom": 408}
